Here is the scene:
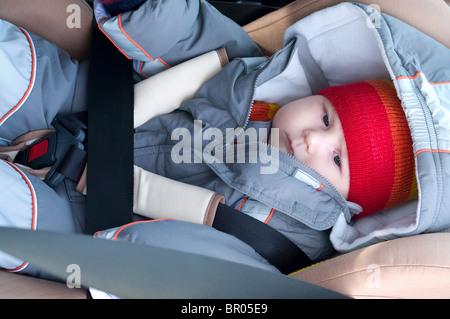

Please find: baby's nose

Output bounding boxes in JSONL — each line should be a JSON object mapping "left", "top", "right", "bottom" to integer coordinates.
{"left": 304, "top": 130, "right": 320, "bottom": 153}
{"left": 304, "top": 130, "right": 335, "bottom": 154}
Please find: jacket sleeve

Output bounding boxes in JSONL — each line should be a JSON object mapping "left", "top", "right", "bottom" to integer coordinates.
{"left": 94, "top": 0, "right": 262, "bottom": 76}
{"left": 0, "top": 19, "right": 80, "bottom": 141}
{"left": 0, "top": 160, "right": 80, "bottom": 277}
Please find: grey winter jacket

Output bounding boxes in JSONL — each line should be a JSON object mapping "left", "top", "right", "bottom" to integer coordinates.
{"left": 1, "top": 1, "right": 450, "bottom": 279}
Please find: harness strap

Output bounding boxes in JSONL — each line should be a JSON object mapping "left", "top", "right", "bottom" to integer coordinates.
{"left": 85, "top": 19, "right": 134, "bottom": 234}
{"left": 213, "top": 203, "right": 312, "bottom": 274}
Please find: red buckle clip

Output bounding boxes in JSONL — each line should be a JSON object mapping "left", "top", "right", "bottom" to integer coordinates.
{"left": 14, "top": 133, "right": 58, "bottom": 169}
{"left": 27, "top": 139, "right": 49, "bottom": 164}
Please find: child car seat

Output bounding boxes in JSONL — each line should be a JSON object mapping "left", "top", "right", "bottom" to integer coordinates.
{"left": 1, "top": 0, "right": 450, "bottom": 299}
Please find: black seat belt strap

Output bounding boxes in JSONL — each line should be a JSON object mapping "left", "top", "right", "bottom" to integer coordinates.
{"left": 86, "top": 20, "right": 134, "bottom": 234}
{"left": 213, "top": 203, "right": 312, "bottom": 274}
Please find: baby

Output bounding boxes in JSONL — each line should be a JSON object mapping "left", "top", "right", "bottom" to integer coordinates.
{"left": 98, "top": 0, "right": 417, "bottom": 219}
{"left": 271, "top": 80, "right": 418, "bottom": 219}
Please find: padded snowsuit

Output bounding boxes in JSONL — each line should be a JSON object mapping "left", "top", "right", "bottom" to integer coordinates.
{"left": 1, "top": 1, "right": 450, "bottom": 280}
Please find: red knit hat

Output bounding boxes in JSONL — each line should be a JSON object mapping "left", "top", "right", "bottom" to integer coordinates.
{"left": 318, "top": 80, "right": 417, "bottom": 219}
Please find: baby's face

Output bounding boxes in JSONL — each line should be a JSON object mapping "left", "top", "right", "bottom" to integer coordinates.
{"left": 270, "top": 95, "right": 350, "bottom": 198}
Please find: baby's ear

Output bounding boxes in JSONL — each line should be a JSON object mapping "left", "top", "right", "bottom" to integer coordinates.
{"left": 98, "top": 0, "right": 146, "bottom": 16}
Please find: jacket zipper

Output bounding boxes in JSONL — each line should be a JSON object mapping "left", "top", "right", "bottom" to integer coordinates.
{"left": 241, "top": 40, "right": 347, "bottom": 207}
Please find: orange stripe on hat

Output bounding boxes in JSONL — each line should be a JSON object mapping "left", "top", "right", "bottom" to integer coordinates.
{"left": 370, "top": 81, "right": 416, "bottom": 211}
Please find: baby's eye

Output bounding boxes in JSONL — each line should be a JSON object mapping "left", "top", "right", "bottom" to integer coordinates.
{"left": 323, "top": 113, "right": 330, "bottom": 127}
{"left": 333, "top": 153, "right": 341, "bottom": 167}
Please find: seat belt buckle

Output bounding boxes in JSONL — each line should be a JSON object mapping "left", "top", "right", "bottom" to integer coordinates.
{"left": 14, "top": 114, "right": 87, "bottom": 188}
{"left": 14, "top": 133, "right": 58, "bottom": 169}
